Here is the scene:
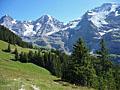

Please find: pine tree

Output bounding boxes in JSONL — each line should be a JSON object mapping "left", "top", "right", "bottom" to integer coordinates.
{"left": 24, "top": 52, "right": 28, "bottom": 63}
{"left": 28, "top": 50, "right": 34, "bottom": 63}
{"left": 62, "top": 38, "right": 98, "bottom": 88}
{"left": 96, "top": 39, "right": 115, "bottom": 90}
{"left": 114, "top": 65, "right": 120, "bottom": 90}
{"left": 14, "top": 48, "right": 19, "bottom": 61}
{"left": 7, "top": 43, "right": 11, "bottom": 52}
{"left": 19, "top": 52, "right": 24, "bottom": 62}
{"left": 97, "top": 39, "right": 113, "bottom": 73}
{"left": 19, "top": 52, "right": 28, "bottom": 63}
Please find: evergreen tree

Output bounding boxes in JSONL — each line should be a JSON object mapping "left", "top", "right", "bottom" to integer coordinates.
{"left": 28, "top": 50, "right": 34, "bottom": 63}
{"left": 19, "top": 52, "right": 24, "bottom": 62}
{"left": 14, "top": 48, "right": 19, "bottom": 61}
{"left": 96, "top": 39, "right": 115, "bottom": 90}
{"left": 7, "top": 43, "right": 11, "bottom": 52}
{"left": 24, "top": 52, "right": 29, "bottom": 63}
{"left": 114, "top": 65, "right": 120, "bottom": 90}
{"left": 53, "top": 54, "right": 62, "bottom": 77}
{"left": 97, "top": 39, "right": 112, "bottom": 73}
{"left": 62, "top": 38, "right": 98, "bottom": 88}
{"left": 19, "top": 52, "right": 28, "bottom": 63}
{"left": 97, "top": 39, "right": 110, "bottom": 70}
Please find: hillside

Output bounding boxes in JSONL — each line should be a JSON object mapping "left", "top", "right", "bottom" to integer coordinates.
{"left": 0, "top": 40, "right": 94, "bottom": 90}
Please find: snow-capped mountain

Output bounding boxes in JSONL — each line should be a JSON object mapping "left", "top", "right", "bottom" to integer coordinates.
{"left": 0, "top": 3, "right": 120, "bottom": 58}
{"left": 0, "top": 15, "right": 36, "bottom": 36}
{"left": 33, "top": 14, "right": 65, "bottom": 36}
{"left": 83, "top": 3, "right": 120, "bottom": 54}
{"left": 39, "top": 3, "right": 120, "bottom": 54}
{"left": 0, "top": 14, "right": 16, "bottom": 29}
{"left": 0, "top": 14, "right": 78, "bottom": 37}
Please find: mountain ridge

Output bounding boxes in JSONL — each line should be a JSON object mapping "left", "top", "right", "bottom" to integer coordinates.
{"left": 0, "top": 3, "right": 120, "bottom": 57}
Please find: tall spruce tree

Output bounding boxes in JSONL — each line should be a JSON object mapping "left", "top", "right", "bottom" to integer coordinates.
{"left": 14, "top": 48, "right": 19, "bottom": 61}
{"left": 97, "top": 39, "right": 115, "bottom": 90}
{"left": 97, "top": 39, "right": 113, "bottom": 74}
{"left": 7, "top": 43, "right": 11, "bottom": 52}
{"left": 19, "top": 52, "right": 28, "bottom": 63}
{"left": 114, "top": 65, "right": 120, "bottom": 90}
{"left": 62, "top": 38, "right": 98, "bottom": 88}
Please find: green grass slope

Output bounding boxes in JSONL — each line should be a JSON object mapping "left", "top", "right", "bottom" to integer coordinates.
{"left": 0, "top": 40, "right": 94, "bottom": 90}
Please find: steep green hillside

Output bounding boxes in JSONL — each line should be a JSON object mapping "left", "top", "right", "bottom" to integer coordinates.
{"left": 0, "top": 40, "right": 94, "bottom": 90}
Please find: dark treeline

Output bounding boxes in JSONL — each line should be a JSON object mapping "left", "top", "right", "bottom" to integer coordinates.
{"left": 14, "top": 48, "right": 68, "bottom": 77}
{"left": 0, "top": 25, "right": 33, "bottom": 48}
{"left": 5, "top": 34, "right": 119, "bottom": 89}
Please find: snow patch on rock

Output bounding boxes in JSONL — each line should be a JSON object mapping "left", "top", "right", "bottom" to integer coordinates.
{"left": 115, "top": 11, "right": 120, "bottom": 16}
{"left": 11, "top": 20, "right": 17, "bottom": 24}
{"left": 23, "top": 24, "right": 36, "bottom": 36}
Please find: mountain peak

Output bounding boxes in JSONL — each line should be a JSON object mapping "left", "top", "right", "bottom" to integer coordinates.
{"left": 43, "top": 14, "right": 52, "bottom": 18}
{"left": 36, "top": 14, "right": 53, "bottom": 23}
{"left": 102, "top": 2, "right": 119, "bottom": 6}
{"left": 0, "top": 15, "right": 13, "bottom": 22}
{"left": 92, "top": 2, "right": 120, "bottom": 13}
{"left": 0, "top": 15, "right": 15, "bottom": 26}
{"left": 86, "top": 3, "right": 120, "bottom": 28}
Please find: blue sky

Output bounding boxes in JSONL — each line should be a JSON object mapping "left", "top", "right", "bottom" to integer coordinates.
{"left": 0, "top": 0, "right": 119, "bottom": 23}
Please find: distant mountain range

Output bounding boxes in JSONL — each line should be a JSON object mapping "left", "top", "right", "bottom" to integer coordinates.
{"left": 0, "top": 3, "right": 120, "bottom": 57}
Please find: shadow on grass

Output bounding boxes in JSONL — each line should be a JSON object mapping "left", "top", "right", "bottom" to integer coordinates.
{"left": 2, "top": 49, "right": 10, "bottom": 53}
